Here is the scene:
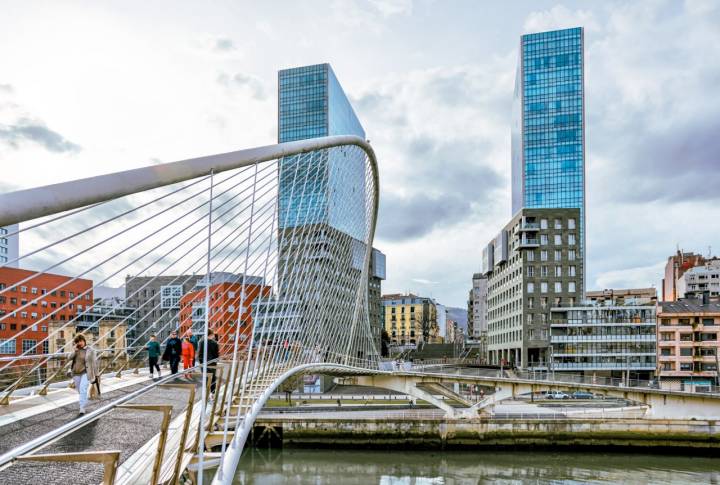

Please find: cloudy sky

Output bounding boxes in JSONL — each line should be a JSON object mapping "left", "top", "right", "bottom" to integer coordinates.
{"left": 1, "top": 0, "right": 718, "bottom": 307}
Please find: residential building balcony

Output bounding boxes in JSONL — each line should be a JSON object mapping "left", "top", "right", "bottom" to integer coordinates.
{"left": 518, "top": 220, "right": 540, "bottom": 232}
{"left": 551, "top": 334, "right": 656, "bottom": 343}
{"left": 517, "top": 235, "right": 539, "bottom": 248}
{"left": 551, "top": 361, "right": 656, "bottom": 371}
{"left": 551, "top": 320, "right": 655, "bottom": 326}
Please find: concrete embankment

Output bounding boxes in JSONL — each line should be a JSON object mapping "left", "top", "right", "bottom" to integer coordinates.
{"left": 252, "top": 416, "right": 720, "bottom": 451}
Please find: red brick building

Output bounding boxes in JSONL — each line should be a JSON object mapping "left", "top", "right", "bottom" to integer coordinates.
{"left": 0, "top": 267, "right": 93, "bottom": 357}
{"left": 178, "top": 275, "right": 269, "bottom": 355}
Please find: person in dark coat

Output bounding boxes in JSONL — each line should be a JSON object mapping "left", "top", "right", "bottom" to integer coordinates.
{"left": 197, "top": 329, "right": 220, "bottom": 393}
{"left": 162, "top": 330, "right": 182, "bottom": 375}
{"left": 146, "top": 334, "right": 161, "bottom": 379}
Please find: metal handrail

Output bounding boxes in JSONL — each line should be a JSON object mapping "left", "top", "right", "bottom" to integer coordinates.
{"left": 0, "top": 345, "right": 140, "bottom": 363}
{"left": 0, "top": 357, "right": 219, "bottom": 470}
{"left": 0, "top": 346, "right": 144, "bottom": 405}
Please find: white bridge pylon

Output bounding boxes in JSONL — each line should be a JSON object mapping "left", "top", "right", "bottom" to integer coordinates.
{"left": 0, "top": 135, "right": 381, "bottom": 484}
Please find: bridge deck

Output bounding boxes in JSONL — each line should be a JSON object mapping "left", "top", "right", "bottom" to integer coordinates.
{"left": 0, "top": 370, "right": 202, "bottom": 485}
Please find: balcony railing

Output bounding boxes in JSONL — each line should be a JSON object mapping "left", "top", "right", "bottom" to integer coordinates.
{"left": 551, "top": 320, "right": 656, "bottom": 326}
{"left": 517, "top": 236, "right": 539, "bottom": 248}
{"left": 548, "top": 361, "right": 656, "bottom": 371}
{"left": 551, "top": 334, "right": 656, "bottom": 343}
{"left": 519, "top": 221, "right": 540, "bottom": 232}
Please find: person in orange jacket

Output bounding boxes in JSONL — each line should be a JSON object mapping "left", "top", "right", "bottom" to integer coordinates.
{"left": 181, "top": 336, "right": 195, "bottom": 378}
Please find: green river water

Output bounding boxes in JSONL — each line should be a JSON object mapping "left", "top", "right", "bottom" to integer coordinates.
{"left": 217, "top": 449, "right": 720, "bottom": 484}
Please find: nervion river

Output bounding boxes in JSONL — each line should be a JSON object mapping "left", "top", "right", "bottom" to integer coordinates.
{"left": 212, "top": 449, "right": 720, "bottom": 484}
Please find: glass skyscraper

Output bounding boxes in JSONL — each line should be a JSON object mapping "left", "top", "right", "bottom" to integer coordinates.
{"left": 511, "top": 27, "right": 585, "bottom": 286}
{"left": 278, "top": 63, "right": 366, "bottom": 241}
{"left": 276, "top": 63, "right": 380, "bottom": 358}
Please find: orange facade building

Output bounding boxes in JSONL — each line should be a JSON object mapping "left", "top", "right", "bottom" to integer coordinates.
{"left": 0, "top": 267, "right": 93, "bottom": 357}
{"left": 657, "top": 299, "right": 720, "bottom": 391}
{"left": 178, "top": 275, "right": 269, "bottom": 355}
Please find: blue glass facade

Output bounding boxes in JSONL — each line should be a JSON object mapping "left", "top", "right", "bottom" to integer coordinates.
{"left": 512, "top": 27, "right": 585, "bottom": 264}
{"left": 278, "top": 64, "right": 366, "bottom": 240}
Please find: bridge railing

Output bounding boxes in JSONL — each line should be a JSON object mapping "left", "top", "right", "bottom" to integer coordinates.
{"left": 0, "top": 346, "right": 150, "bottom": 404}
{"left": 410, "top": 364, "right": 720, "bottom": 395}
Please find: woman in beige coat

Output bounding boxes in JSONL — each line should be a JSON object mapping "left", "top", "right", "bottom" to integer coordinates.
{"left": 68, "top": 334, "right": 98, "bottom": 415}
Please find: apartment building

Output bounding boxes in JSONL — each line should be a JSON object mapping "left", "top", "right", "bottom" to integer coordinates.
{"left": 124, "top": 274, "right": 201, "bottom": 343}
{"left": 662, "top": 250, "right": 711, "bottom": 301}
{"left": 383, "top": 294, "right": 438, "bottom": 347}
{"left": 484, "top": 208, "right": 583, "bottom": 368}
{"left": 178, "top": 273, "right": 268, "bottom": 354}
{"left": 0, "top": 267, "right": 93, "bottom": 357}
{"left": 657, "top": 297, "right": 720, "bottom": 392}
{"left": 682, "top": 259, "right": 720, "bottom": 300}
{"left": 549, "top": 302, "right": 656, "bottom": 379}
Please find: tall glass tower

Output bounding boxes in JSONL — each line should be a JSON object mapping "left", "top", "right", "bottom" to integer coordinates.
{"left": 511, "top": 27, "right": 585, "bottom": 288}
{"left": 278, "top": 63, "right": 366, "bottom": 241}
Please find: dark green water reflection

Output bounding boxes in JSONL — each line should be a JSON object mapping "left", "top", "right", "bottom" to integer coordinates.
{"left": 219, "top": 448, "right": 720, "bottom": 484}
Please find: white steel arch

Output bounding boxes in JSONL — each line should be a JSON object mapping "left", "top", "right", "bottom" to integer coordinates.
{"left": 0, "top": 135, "right": 380, "bottom": 484}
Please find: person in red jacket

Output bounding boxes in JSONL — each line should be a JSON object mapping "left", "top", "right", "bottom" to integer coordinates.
{"left": 181, "top": 336, "right": 195, "bottom": 378}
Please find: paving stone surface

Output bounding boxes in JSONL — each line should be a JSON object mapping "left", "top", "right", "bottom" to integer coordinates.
{"left": 0, "top": 375, "right": 202, "bottom": 485}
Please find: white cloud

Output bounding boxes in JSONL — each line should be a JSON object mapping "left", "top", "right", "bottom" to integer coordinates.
{"left": 0, "top": 1, "right": 717, "bottom": 307}
{"left": 523, "top": 4, "right": 601, "bottom": 34}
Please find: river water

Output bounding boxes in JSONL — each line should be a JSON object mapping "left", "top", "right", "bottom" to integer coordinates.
{"left": 221, "top": 449, "right": 720, "bottom": 484}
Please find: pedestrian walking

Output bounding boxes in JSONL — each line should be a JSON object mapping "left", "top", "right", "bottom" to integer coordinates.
{"left": 181, "top": 336, "right": 195, "bottom": 378}
{"left": 68, "top": 335, "right": 98, "bottom": 415}
{"left": 197, "top": 329, "right": 219, "bottom": 393}
{"left": 186, "top": 329, "right": 198, "bottom": 366}
{"left": 163, "top": 330, "right": 182, "bottom": 375}
{"left": 146, "top": 334, "right": 161, "bottom": 379}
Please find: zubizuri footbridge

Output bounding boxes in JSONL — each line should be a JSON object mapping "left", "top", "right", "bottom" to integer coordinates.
{"left": 0, "top": 136, "right": 717, "bottom": 484}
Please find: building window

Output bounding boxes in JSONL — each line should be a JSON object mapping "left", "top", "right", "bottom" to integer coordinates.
{"left": 554, "top": 219, "right": 562, "bottom": 229}
{"left": 540, "top": 219, "right": 548, "bottom": 229}
{"left": 568, "top": 218, "right": 576, "bottom": 229}
{"left": 160, "top": 285, "right": 183, "bottom": 309}
{"left": 540, "top": 282, "right": 548, "bottom": 293}
{"left": 554, "top": 282, "right": 562, "bottom": 293}
{"left": 569, "top": 265, "right": 576, "bottom": 277}
{"left": 568, "top": 282, "right": 576, "bottom": 293}
{"left": 0, "top": 339, "right": 16, "bottom": 354}
{"left": 540, "top": 250, "right": 548, "bottom": 261}
{"left": 528, "top": 297, "right": 534, "bottom": 309}
{"left": 554, "top": 234, "right": 562, "bottom": 245}
{"left": 527, "top": 251, "right": 535, "bottom": 262}
{"left": 540, "top": 234, "right": 548, "bottom": 245}
{"left": 20, "top": 286, "right": 27, "bottom": 293}
{"left": 527, "top": 282, "right": 535, "bottom": 293}
{"left": 554, "top": 250, "right": 562, "bottom": 261}
{"left": 540, "top": 266, "right": 548, "bottom": 277}
{"left": 568, "top": 234, "right": 576, "bottom": 246}
{"left": 568, "top": 250, "right": 576, "bottom": 261}
{"left": 22, "top": 339, "right": 37, "bottom": 354}
{"left": 31, "top": 287, "right": 38, "bottom": 294}
{"left": 555, "top": 266, "right": 562, "bottom": 277}
{"left": 527, "top": 267, "right": 535, "bottom": 277}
